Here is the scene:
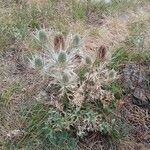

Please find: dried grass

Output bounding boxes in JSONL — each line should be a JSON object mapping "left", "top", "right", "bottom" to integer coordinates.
{"left": 0, "top": 50, "right": 48, "bottom": 144}
{"left": 71, "top": 16, "right": 129, "bottom": 53}
{"left": 0, "top": 0, "right": 150, "bottom": 149}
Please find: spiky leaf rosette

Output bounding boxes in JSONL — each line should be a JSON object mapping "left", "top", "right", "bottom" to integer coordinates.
{"left": 26, "top": 30, "right": 124, "bottom": 141}
{"left": 30, "top": 31, "right": 117, "bottom": 108}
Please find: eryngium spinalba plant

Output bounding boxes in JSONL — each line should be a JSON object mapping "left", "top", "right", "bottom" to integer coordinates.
{"left": 29, "top": 29, "right": 118, "bottom": 137}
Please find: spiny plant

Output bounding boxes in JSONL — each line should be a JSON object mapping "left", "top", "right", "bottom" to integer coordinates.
{"left": 27, "top": 29, "right": 125, "bottom": 141}
{"left": 29, "top": 29, "right": 117, "bottom": 107}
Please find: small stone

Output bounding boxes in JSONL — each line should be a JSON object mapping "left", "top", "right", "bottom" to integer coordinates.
{"left": 133, "top": 87, "right": 147, "bottom": 102}
{"left": 133, "top": 87, "right": 149, "bottom": 108}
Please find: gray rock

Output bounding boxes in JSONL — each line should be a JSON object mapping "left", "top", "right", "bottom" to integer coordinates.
{"left": 122, "top": 64, "right": 150, "bottom": 108}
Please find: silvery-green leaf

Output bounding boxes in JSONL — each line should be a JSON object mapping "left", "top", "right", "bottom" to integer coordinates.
{"left": 58, "top": 52, "right": 67, "bottom": 63}
{"left": 38, "top": 30, "right": 48, "bottom": 43}
{"left": 34, "top": 57, "right": 44, "bottom": 69}
{"left": 72, "top": 35, "right": 80, "bottom": 48}
{"left": 62, "top": 73, "right": 69, "bottom": 83}
{"left": 85, "top": 56, "right": 92, "bottom": 65}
